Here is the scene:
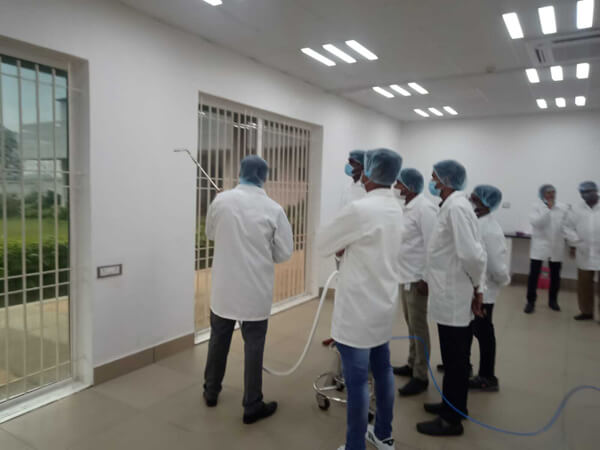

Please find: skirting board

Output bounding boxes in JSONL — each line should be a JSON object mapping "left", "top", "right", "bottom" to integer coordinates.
{"left": 93, "top": 333, "right": 195, "bottom": 385}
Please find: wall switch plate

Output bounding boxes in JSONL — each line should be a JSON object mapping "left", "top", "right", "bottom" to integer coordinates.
{"left": 502, "top": 202, "right": 511, "bottom": 209}
{"left": 97, "top": 264, "right": 123, "bottom": 279}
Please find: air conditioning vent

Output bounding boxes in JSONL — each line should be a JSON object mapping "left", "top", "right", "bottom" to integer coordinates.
{"left": 527, "top": 32, "right": 600, "bottom": 66}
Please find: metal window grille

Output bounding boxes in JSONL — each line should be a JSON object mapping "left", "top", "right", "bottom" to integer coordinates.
{"left": 0, "top": 54, "right": 71, "bottom": 403}
{"left": 195, "top": 96, "right": 311, "bottom": 331}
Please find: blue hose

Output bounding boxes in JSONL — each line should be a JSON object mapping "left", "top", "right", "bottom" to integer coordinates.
{"left": 391, "top": 335, "right": 600, "bottom": 436}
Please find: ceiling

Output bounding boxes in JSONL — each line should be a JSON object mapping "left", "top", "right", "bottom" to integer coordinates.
{"left": 120, "top": 0, "right": 600, "bottom": 122}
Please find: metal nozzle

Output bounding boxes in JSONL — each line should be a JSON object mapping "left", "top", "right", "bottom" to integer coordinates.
{"left": 174, "top": 149, "right": 222, "bottom": 192}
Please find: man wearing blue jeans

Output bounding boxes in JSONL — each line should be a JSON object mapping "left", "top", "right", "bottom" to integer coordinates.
{"left": 317, "top": 149, "right": 404, "bottom": 450}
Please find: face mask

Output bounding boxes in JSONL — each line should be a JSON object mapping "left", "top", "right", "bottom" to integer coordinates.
{"left": 344, "top": 163, "right": 353, "bottom": 177}
{"left": 429, "top": 180, "right": 441, "bottom": 197}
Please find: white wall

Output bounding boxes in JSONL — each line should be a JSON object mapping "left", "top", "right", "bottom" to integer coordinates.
{"left": 0, "top": 0, "right": 404, "bottom": 368}
{"left": 401, "top": 111, "right": 600, "bottom": 278}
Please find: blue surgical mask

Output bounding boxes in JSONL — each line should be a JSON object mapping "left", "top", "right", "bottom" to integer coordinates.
{"left": 429, "top": 180, "right": 441, "bottom": 197}
{"left": 344, "top": 163, "right": 353, "bottom": 177}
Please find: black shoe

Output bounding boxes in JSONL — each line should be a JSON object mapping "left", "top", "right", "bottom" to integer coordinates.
{"left": 243, "top": 401, "right": 278, "bottom": 424}
{"left": 399, "top": 378, "right": 428, "bottom": 396}
{"left": 549, "top": 302, "right": 561, "bottom": 311}
{"left": 574, "top": 313, "right": 594, "bottom": 321}
{"left": 417, "top": 416, "right": 464, "bottom": 436}
{"left": 424, "top": 402, "right": 468, "bottom": 420}
{"left": 524, "top": 303, "right": 535, "bottom": 314}
{"left": 469, "top": 375, "right": 499, "bottom": 392}
{"left": 436, "top": 364, "right": 444, "bottom": 373}
{"left": 203, "top": 391, "right": 218, "bottom": 407}
{"left": 393, "top": 365, "right": 413, "bottom": 377}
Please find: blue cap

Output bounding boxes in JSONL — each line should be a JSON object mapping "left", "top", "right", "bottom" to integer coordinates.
{"left": 433, "top": 160, "right": 467, "bottom": 190}
{"left": 578, "top": 181, "right": 598, "bottom": 192}
{"left": 473, "top": 185, "right": 503, "bottom": 211}
{"left": 538, "top": 184, "right": 556, "bottom": 199}
{"left": 364, "top": 149, "right": 403, "bottom": 186}
{"left": 398, "top": 168, "right": 424, "bottom": 194}
{"left": 239, "top": 155, "right": 268, "bottom": 187}
{"left": 348, "top": 150, "right": 365, "bottom": 166}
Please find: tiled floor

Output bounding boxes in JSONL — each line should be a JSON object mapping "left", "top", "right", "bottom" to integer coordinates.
{"left": 1, "top": 285, "right": 599, "bottom": 449}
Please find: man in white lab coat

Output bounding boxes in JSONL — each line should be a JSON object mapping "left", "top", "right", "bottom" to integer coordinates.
{"left": 417, "top": 160, "right": 486, "bottom": 437}
{"left": 524, "top": 184, "right": 568, "bottom": 314}
{"left": 392, "top": 168, "right": 438, "bottom": 397}
{"left": 203, "top": 155, "right": 293, "bottom": 425}
{"left": 317, "top": 149, "right": 403, "bottom": 450}
{"left": 564, "top": 181, "right": 600, "bottom": 321}
{"left": 467, "top": 185, "right": 511, "bottom": 392}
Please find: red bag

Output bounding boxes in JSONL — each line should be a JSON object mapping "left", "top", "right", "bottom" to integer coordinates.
{"left": 538, "top": 266, "right": 550, "bottom": 290}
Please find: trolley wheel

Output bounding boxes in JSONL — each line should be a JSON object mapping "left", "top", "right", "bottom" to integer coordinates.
{"left": 335, "top": 380, "right": 345, "bottom": 392}
{"left": 368, "top": 411, "right": 375, "bottom": 423}
{"left": 316, "top": 394, "right": 330, "bottom": 411}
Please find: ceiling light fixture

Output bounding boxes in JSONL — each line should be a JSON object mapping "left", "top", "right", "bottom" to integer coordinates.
{"left": 555, "top": 97, "right": 566, "bottom": 108}
{"left": 203, "top": 0, "right": 223, "bottom": 5}
{"left": 526, "top": 68, "right": 540, "bottom": 83}
{"left": 550, "top": 65, "right": 563, "bottom": 81}
{"left": 577, "top": 0, "right": 595, "bottom": 29}
{"left": 576, "top": 62, "right": 590, "bottom": 79}
{"left": 301, "top": 48, "right": 336, "bottom": 66}
{"left": 389, "top": 85, "right": 412, "bottom": 96}
{"left": 502, "top": 12, "right": 524, "bottom": 39}
{"left": 414, "top": 109, "right": 429, "bottom": 118}
{"left": 408, "top": 82, "right": 429, "bottom": 95}
{"left": 428, "top": 107, "right": 443, "bottom": 117}
{"left": 575, "top": 96, "right": 586, "bottom": 106}
{"left": 322, "top": 44, "right": 356, "bottom": 63}
{"left": 345, "top": 40, "right": 378, "bottom": 60}
{"left": 538, "top": 6, "right": 557, "bottom": 34}
{"left": 443, "top": 106, "right": 458, "bottom": 115}
{"left": 372, "top": 86, "right": 394, "bottom": 98}
{"left": 536, "top": 99, "right": 548, "bottom": 109}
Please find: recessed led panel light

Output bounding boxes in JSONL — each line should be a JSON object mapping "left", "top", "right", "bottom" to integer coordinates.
{"left": 408, "top": 82, "right": 429, "bottom": 95}
{"left": 389, "top": 85, "right": 411, "bottom": 96}
{"left": 502, "top": 12, "right": 524, "bottom": 39}
{"left": 575, "top": 96, "right": 586, "bottom": 106}
{"left": 322, "top": 44, "right": 356, "bottom": 63}
{"left": 536, "top": 99, "right": 548, "bottom": 109}
{"left": 301, "top": 48, "right": 336, "bottom": 66}
{"left": 576, "top": 62, "right": 590, "bottom": 79}
{"left": 345, "top": 40, "right": 378, "bottom": 60}
{"left": 372, "top": 86, "right": 394, "bottom": 98}
{"left": 555, "top": 97, "right": 566, "bottom": 108}
{"left": 428, "top": 107, "right": 443, "bottom": 117}
{"left": 538, "top": 6, "right": 557, "bottom": 34}
{"left": 414, "top": 109, "right": 429, "bottom": 118}
{"left": 526, "top": 68, "right": 540, "bottom": 83}
{"left": 550, "top": 65, "right": 563, "bottom": 81}
{"left": 203, "top": 0, "right": 223, "bottom": 5}
{"left": 443, "top": 106, "right": 458, "bottom": 115}
{"left": 577, "top": 0, "right": 595, "bottom": 29}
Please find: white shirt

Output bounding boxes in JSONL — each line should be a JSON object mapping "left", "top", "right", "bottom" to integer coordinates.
{"left": 340, "top": 180, "right": 366, "bottom": 208}
{"left": 316, "top": 189, "right": 404, "bottom": 348}
{"left": 426, "top": 191, "right": 487, "bottom": 327}
{"left": 529, "top": 199, "right": 568, "bottom": 262}
{"left": 398, "top": 194, "right": 438, "bottom": 284}
{"left": 206, "top": 184, "right": 294, "bottom": 321}
{"left": 563, "top": 200, "right": 600, "bottom": 270}
{"left": 478, "top": 214, "right": 511, "bottom": 304}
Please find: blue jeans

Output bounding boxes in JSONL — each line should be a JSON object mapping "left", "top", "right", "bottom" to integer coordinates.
{"left": 337, "top": 342, "right": 395, "bottom": 450}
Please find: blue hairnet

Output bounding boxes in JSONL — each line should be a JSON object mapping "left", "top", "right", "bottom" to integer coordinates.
{"left": 364, "top": 148, "right": 403, "bottom": 186}
{"left": 578, "top": 181, "right": 598, "bottom": 192}
{"left": 433, "top": 160, "right": 467, "bottom": 190}
{"left": 239, "top": 155, "right": 268, "bottom": 187}
{"left": 473, "top": 185, "right": 503, "bottom": 211}
{"left": 538, "top": 184, "right": 555, "bottom": 199}
{"left": 349, "top": 150, "right": 365, "bottom": 166}
{"left": 398, "top": 168, "right": 424, "bottom": 194}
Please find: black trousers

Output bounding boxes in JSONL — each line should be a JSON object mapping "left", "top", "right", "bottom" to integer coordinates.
{"left": 468, "top": 304, "right": 496, "bottom": 378}
{"left": 438, "top": 323, "right": 471, "bottom": 425}
{"left": 526, "top": 259, "right": 562, "bottom": 304}
{"left": 204, "top": 311, "right": 268, "bottom": 414}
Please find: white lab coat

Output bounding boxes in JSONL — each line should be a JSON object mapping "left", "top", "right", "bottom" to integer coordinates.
{"left": 340, "top": 180, "right": 366, "bottom": 208}
{"left": 529, "top": 199, "right": 568, "bottom": 262}
{"left": 398, "top": 194, "right": 438, "bottom": 284}
{"left": 206, "top": 184, "right": 294, "bottom": 321}
{"left": 478, "top": 214, "right": 511, "bottom": 304}
{"left": 317, "top": 189, "right": 404, "bottom": 348}
{"left": 426, "top": 191, "right": 487, "bottom": 327}
{"left": 563, "top": 200, "right": 600, "bottom": 270}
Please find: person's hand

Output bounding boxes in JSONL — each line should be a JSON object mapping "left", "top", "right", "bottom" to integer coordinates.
{"left": 472, "top": 290, "right": 484, "bottom": 318}
{"left": 569, "top": 247, "right": 576, "bottom": 259}
{"left": 416, "top": 280, "right": 429, "bottom": 296}
{"left": 336, "top": 249, "right": 345, "bottom": 258}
